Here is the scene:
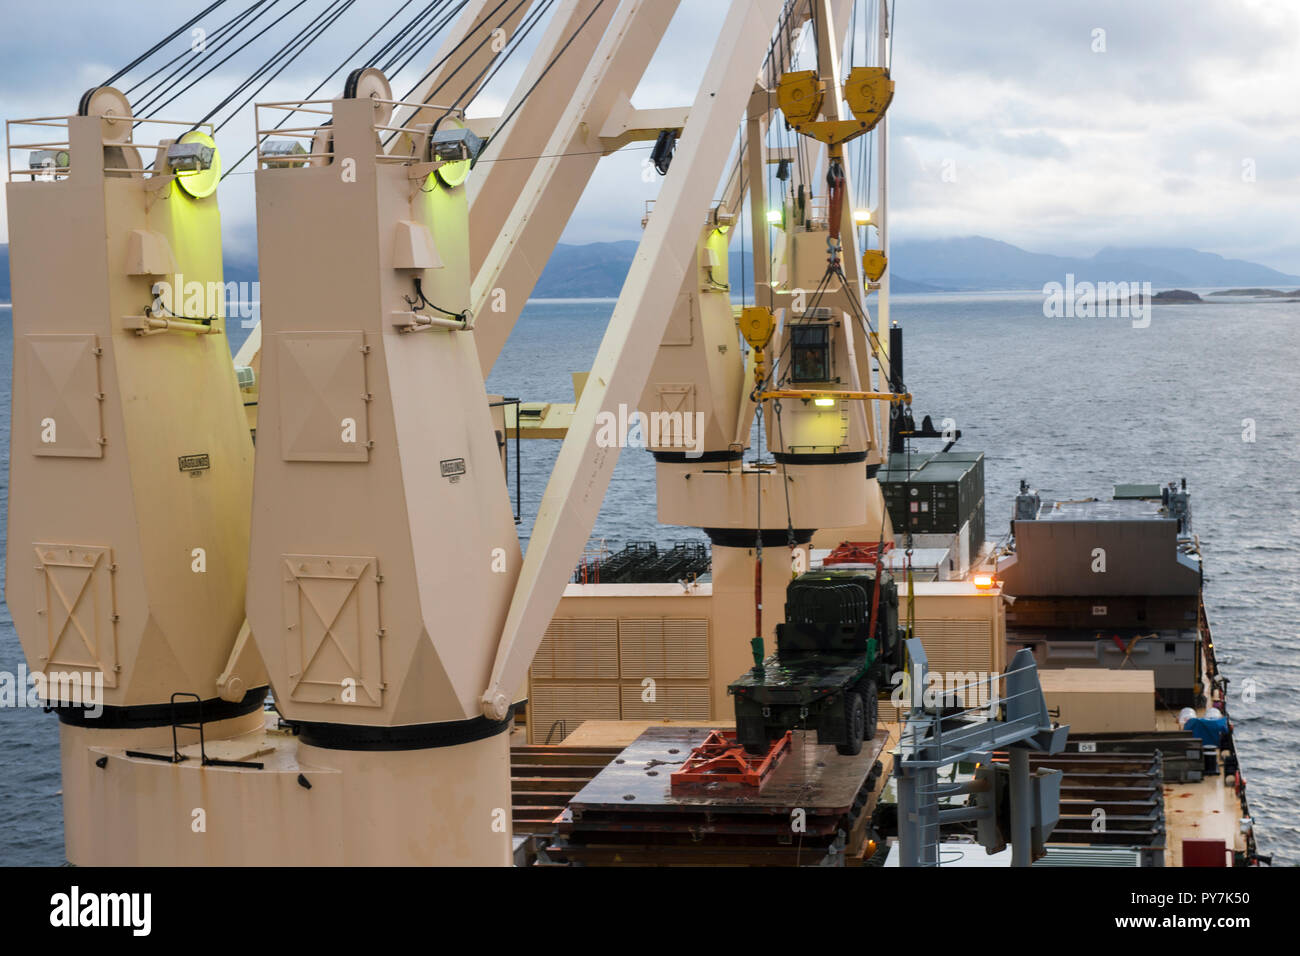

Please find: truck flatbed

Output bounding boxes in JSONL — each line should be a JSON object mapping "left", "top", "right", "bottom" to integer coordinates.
{"left": 730, "top": 654, "right": 870, "bottom": 706}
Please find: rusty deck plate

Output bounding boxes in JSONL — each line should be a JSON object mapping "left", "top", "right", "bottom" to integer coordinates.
{"left": 567, "top": 726, "right": 888, "bottom": 817}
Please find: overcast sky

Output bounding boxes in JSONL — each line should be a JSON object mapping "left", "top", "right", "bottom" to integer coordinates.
{"left": 2, "top": 0, "right": 1298, "bottom": 272}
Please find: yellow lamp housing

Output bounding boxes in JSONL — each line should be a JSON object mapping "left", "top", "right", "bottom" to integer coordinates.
{"left": 844, "top": 67, "right": 895, "bottom": 132}
{"left": 430, "top": 122, "right": 482, "bottom": 188}
{"left": 862, "top": 250, "right": 888, "bottom": 284}
{"left": 173, "top": 130, "right": 221, "bottom": 199}
{"left": 776, "top": 70, "right": 825, "bottom": 127}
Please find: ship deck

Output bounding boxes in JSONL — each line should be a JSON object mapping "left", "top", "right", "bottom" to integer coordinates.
{"left": 1155, "top": 710, "right": 1246, "bottom": 866}
{"left": 517, "top": 689, "right": 1246, "bottom": 867}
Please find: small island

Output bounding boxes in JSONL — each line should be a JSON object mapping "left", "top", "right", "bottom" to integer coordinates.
{"left": 1126, "top": 288, "right": 1203, "bottom": 305}
{"left": 1207, "top": 288, "right": 1300, "bottom": 298}
{"left": 1152, "top": 289, "right": 1202, "bottom": 303}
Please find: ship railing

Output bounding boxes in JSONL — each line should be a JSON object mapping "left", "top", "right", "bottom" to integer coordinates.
{"left": 5, "top": 117, "right": 70, "bottom": 180}
{"left": 806, "top": 195, "right": 830, "bottom": 225}
{"left": 6, "top": 115, "right": 218, "bottom": 181}
{"left": 1197, "top": 594, "right": 1267, "bottom": 864}
{"left": 253, "top": 98, "right": 466, "bottom": 170}
{"left": 899, "top": 662, "right": 1045, "bottom": 764}
{"left": 642, "top": 196, "right": 832, "bottom": 230}
{"left": 642, "top": 198, "right": 751, "bottom": 231}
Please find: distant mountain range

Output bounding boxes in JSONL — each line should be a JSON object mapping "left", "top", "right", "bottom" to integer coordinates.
{"left": 528, "top": 239, "right": 946, "bottom": 296}
{"left": 532, "top": 237, "right": 1300, "bottom": 296}
{"left": 4, "top": 237, "right": 1297, "bottom": 302}
{"left": 888, "top": 237, "right": 1300, "bottom": 291}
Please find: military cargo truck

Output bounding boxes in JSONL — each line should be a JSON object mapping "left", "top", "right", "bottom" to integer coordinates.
{"left": 729, "top": 569, "right": 904, "bottom": 756}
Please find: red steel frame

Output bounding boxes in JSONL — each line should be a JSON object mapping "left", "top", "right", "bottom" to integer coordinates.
{"left": 669, "top": 730, "right": 793, "bottom": 788}
{"left": 823, "top": 540, "right": 894, "bottom": 566}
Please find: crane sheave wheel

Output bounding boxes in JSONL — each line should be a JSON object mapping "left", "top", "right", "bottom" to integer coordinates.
{"left": 310, "top": 120, "right": 334, "bottom": 168}
{"left": 103, "top": 144, "right": 143, "bottom": 179}
{"left": 344, "top": 67, "right": 394, "bottom": 127}
{"left": 78, "top": 86, "right": 133, "bottom": 144}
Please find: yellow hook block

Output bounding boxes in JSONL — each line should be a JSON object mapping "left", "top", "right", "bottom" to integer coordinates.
{"left": 844, "top": 67, "right": 894, "bottom": 131}
{"left": 862, "top": 250, "right": 888, "bottom": 284}
{"left": 739, "top": 306, "right": 776, "bottom": 350}
{"left": 776, "top": 70, "right": 825, "bottom": 127}
{"left": 778, "top": 68, "right": 895, "bottom": 148}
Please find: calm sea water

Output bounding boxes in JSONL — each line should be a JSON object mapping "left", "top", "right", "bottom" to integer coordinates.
{"left": 1, "top": 293, "right": 1296, "bottom": 865}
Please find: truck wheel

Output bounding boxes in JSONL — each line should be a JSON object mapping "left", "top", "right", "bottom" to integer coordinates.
{"left": 836, "top": 693, "right": 865, "bottom": 756}
{"left": 743, "top": 742, "right": 769, "bottom": 756}
{"left": 860, "top": 679, "right": 879, "bottom": 742}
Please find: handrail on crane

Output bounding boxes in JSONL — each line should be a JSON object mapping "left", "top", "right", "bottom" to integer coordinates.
{"left": 759, "top": 388, "right": 911, "bottom": 404}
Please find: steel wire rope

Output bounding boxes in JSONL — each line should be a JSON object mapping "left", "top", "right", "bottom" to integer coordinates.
{"left": 395, "top": 0, "right": 513, "bottom": 102}
{"left": 758, "top": 267, "right": 835, "bottom": 394}
{"left": 145, "top": 2, "right": 341, "bottom": 174}
{"left": 473, "top": 0, "right": 608, "bottom": 160}
{"left": 718, "top": 0, "right": 794, "bottom": 225}
{"left": 203, "top": 0, "right": 358, "bottom": 129}
{"left": 220, "top": 0, "right": 440, "bottom": 179}
{"left": 365, "top": 1, "right": 447, "bottom": 70}
{"left": 131, "top": 1, "right": 273, "bottom": 111}
{"left": 737, "top": 124, "right": 747, "bottom": 308}
{"left": 103, "top": 0, "right": 231, "bottom": 88}
{"left": 219, "top": 140, "right": 655, "bottom": 176}
{"left": 382, "top": 0, "right": 468, "bottom": 75}
{"left": 427, "top": 0, "right": 545, "bottom": 124}
{"left": 123, "top": 1, "right": 261, "bottom": 99}
{"left": 376, "top": 0, "right": 520, "bottom": 150}
{"left": 463, "top": 0, "right": 556, "bottom": 110}
{"left": 772, "top": 401, "right": 798, "bottom": 553}
{"left": 135, "top": 0, "right": 291, "bottom": 116}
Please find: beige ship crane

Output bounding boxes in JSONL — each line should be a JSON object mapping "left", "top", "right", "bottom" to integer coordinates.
{"left": 4, "top": 0, "right": 905, "bottom": 865}
{"left": 481, "top": 0, "right": 905, "bottom": 721}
